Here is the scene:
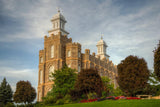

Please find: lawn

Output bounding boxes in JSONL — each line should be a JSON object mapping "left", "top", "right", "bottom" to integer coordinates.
{"left": 46, "top": 100, "right": 160, "bottom": 107}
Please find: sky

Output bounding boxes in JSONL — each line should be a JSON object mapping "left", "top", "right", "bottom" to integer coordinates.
{"left": 0, "top": 0, "right": 160, "bottom": 94}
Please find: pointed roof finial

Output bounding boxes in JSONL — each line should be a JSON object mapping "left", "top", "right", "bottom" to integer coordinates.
{"left": 101, "top": 34, "right": 104, "bottom": 40}
{"left": 57, "top": 7, "right": 60, "bottom": 13}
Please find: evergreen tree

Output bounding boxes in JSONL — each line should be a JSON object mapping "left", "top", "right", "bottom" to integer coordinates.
{"left": 117, "top": 55, "right": 150, "bottom": 96}
{"left": 13, "top": 81, "right": 36, "bottom": 105}
{"left": 0, "top": 78, "right": 13, "bottom": 105}
{"left": 154, "top": 40, "right": 160, "bottom": 81}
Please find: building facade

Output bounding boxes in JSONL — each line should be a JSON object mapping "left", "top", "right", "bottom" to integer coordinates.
{"left": 37, "top": 11, "right": 118, "bottom": 101}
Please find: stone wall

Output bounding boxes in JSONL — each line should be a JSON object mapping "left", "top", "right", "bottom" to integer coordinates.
{"left": 37, "top": 32, "right": 118, "bottom": 101}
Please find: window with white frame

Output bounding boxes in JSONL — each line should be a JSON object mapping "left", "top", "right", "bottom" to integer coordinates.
{"left": 51, "top": 45, "right": 54, "bottom": 58}
{"left": 40, "top": 57, "right": 43, "bottom": 63}
{"left": 67, "top": 50, "right": 71, "bottom": 57}
{"left": 49, "top": 65, "right": 54, "bottom": 80}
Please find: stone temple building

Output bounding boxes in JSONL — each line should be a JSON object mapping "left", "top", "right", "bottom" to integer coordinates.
{"left": 37, "top": 10, "right": 118, "bottom": 101}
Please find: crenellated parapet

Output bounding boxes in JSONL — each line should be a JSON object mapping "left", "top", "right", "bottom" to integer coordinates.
{"left": 81, "top": 48, "right": 118, "bottom": 81}
{"left": 37, "top": 11, "right": 119, "bottom": 102}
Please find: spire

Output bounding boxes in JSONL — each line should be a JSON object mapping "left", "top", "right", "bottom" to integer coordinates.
{"left": 101, "top": 34, "right": 104, "bottom": 40}
{"left": 57, "top": 7, "right": 61, "bottom": 13}
{"left": 48, "top": 9, "right": 69, "bottom": 35}
{"left": 96, "top": 35, "right": 109, "bottom": 60}
{"left": 57, "top": 7, "right": 60, "bottom": 13}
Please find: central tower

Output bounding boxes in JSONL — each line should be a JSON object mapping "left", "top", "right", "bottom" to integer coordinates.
{"left": 96, "top": 37, "right": 110, "bottom": 60}
{"left": 48, "top": 10, "right": 69, "bottom": 36}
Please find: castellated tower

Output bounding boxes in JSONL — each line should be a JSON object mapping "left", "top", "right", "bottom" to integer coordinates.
{"left": 37, "top": 11, "right": 118, "bottom": 101}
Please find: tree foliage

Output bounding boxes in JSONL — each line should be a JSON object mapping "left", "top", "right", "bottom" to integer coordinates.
{"left": 117, "top": 55, "right": 150, "bottom": 96}
{"left": 154, "top": 41, "right": 160, "bottom": 81}
{"left": 51, "top": 64, "right": 77, "bottom": 96}
{"left": 13, "top": 81, "right": 36, "bottom": 104}
{"left": 101, "top": 76, "right": 123, "bottom": 97}
{"left": 0, "top": 78, "right": 13, "bottom": 105}
{"left": 43, "top": 64, "right": 77, "bottom": 104}
{"left": 74, "top": 69, "right": 103, "bottom": 97}
{"left": 101, "top": 76, "right": 114, "bottom": 95}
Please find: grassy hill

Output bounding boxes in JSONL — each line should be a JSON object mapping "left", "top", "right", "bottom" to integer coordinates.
{"left": 44, "top": 100, "right": 160, "bottom": 107}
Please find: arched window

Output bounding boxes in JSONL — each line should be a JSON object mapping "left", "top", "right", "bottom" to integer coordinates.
{"left": 78, "top": 52, "right": 81, "bottom": 58}
{"left": 53, "top": 23, "right": 55, "bottom": 29}
{"left": 49, "top": 65, "right": 54, "bottom": 80}
{"left": 68, "top": 64, "right": 71, "bottom": 68}
{"left": 67, "top": 50, "right": 71, "bottom": 57}
{"left": 51, "top": 45, "right": 54, "bottom": 58}
{"left": 57, "top": 22, "right": 58, "bottom": 28}
{"left": 40, "top": 57, "right": 43, "bottom": 63}
{"left": 39, "top": 70, "right": 43, "bottom": 84}
{"left": 38, "top": 92, "right": 41, "bottom": 101}
{"left": 78, "top": 65, "right": 81, "bottom": 72}
{"left": 55, "top": 22, "right": 57, "bottom": 28}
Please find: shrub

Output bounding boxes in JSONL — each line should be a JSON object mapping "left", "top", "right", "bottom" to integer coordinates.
{"left": 63, "top": 94, "right": 72, "bottom": 104}
{"left": 56, "top": 99, "right": 64, "bottom": 105}
{"left": 43, "top": 95, "right": 56, "bottom": 105}
{"left": 87, "top": 92, "right": 97, "bottom": 99}
{"left": 0, "top": 102, "right": 4, "bottom": 107}
{"left": 5, "top": 102, "right": 15, "bottom": 107}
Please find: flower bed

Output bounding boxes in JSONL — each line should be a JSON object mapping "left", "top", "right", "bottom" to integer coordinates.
{"left": 80, "top": 98, "right": 98, "bottom": 103}
{"left": 126, "top": 97, "right": 141, "bottom": 100}
{"left": 80, "top": 96, "right": 141, "bottom": 103}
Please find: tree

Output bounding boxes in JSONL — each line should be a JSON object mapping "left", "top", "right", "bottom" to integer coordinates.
{"left": 101, "top": 76, "right": 114, "bottom": 95}
{"left": 43, "top": 64, "right": 77, "bottom": 104}
{"left": 117, "top": 55, "right": 150, "bottom": 96}
{"left": 13, "top": 81, "right": 36, "bottom": 105}
{"left": 74, "top": 69, "right": 103, "bottom": 97}
{"left": 154, "top": 40, "right": 160, "bottom": 81}
{"left": 101, "top": 76, "right": 123, "bottom": 97}
{"left": 51, "top": 64, "right": 77, "bottom": 96}
{"left": 0, "top": 78, "right": 13, "bottom": 105}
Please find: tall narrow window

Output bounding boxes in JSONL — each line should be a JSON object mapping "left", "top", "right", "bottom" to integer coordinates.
{"left": 67, "top": 50, "right": 71, "bottom": 57}
{"left": 38, "top": 92, "right": 41, "bottom": 101}
{"left": 39, "top": 70, "right": 43, "bottom": 84}
{"left": 78, "top": 52, "right": 81, "bottom": 58}
{"left": 49, "top": 65, "right": 54, "bottom": 80}
{"left": 40, "top": 57, "right": 43, "bottom": 63}
{"left": 78, "top": 65, "right": 81, "bottom": 72}
{"left": 51, "top": 45, "right": 54, "bottom": 58}
{"left": 53, "top": 23, "right": 55, "bottom": 29}
{"left": 98, "top": 46, "right": 100, "bottom": 53}
{"left": 68, "top": 64, "right": 71, "bottom": 68}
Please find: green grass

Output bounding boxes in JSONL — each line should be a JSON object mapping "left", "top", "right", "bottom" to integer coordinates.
{"left": 45, "top": 100, "right": 160, "bottom": 107}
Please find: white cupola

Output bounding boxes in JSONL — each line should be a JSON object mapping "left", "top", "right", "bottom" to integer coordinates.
{"left": 48, "top": 10, "right": 69, "bottom": 35}
{"left": 96, "top": 36, "right": 109, "bottom": 60}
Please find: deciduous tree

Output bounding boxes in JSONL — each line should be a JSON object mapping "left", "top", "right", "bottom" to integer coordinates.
{"left": 154, "top": 40, "right": 160, "bottom": 81}
{"left": 13, "top": 81, "right": 36, "bottom": 105}
{"left": 117, "top": 55, "right": 149, "bottom": 96}
{"left": 74, "top": 69, "right": 103, "bottom": 97}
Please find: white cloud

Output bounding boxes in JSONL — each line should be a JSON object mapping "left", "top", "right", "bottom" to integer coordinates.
{"left": 0, "top": 0, "right": 160, "bottom": 94}
{"left": 0, "top": 67, "right": 38, "bottom": 92}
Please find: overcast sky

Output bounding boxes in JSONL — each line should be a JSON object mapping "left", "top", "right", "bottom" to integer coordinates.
{"left": 0, "top": 0, "right": 160, "bottom": 94}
